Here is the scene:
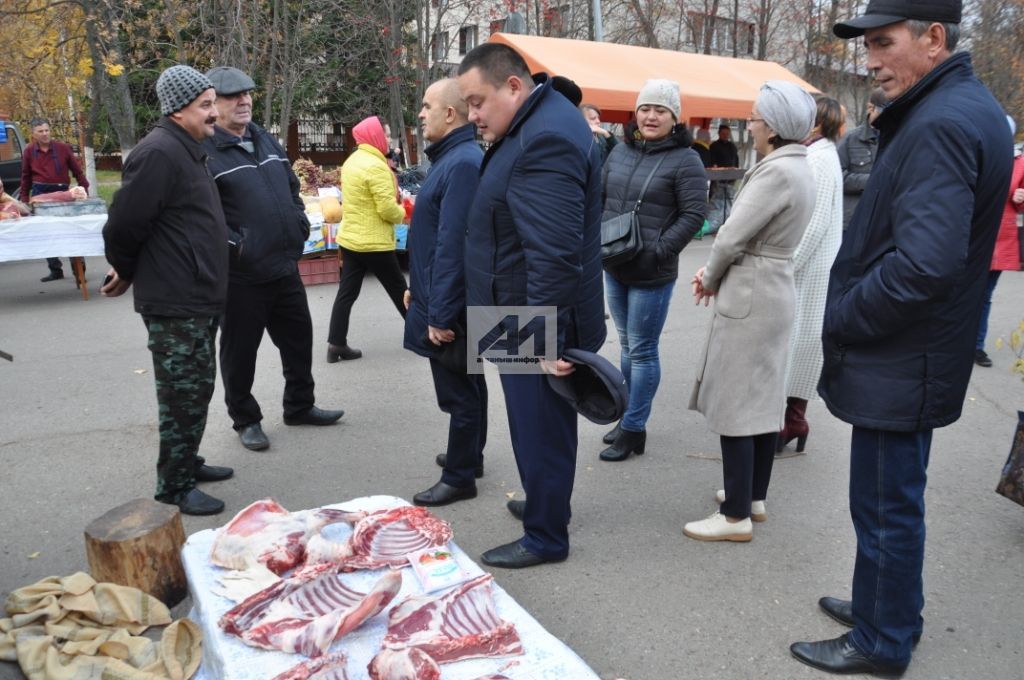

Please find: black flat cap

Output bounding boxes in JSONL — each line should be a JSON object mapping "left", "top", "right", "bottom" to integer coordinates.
{"left": 205, "top": 66, "right": 256, "bottom": 96}
{"left": 547, "top": 349, "right": 628, "bottom": 425}
{"left": 833, "top": 0, "right": 961, "bottom": 39}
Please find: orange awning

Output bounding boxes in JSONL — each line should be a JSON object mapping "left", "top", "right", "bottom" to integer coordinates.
{"left": 489, "top": 33, "right": 818, "bottom": 123}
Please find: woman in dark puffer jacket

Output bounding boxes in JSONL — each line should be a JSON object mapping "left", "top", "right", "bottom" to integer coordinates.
{"left": 599, "top": 79, "right": 709, "bottom": 461}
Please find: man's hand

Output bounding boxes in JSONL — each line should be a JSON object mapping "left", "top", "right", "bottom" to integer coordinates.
{"left": 1013, "top": 188, "right": 1024, "bottom": 206}
{"left": 100, "top": 268, "right": 131, "bottom": 297}
{"left": 428, "top": 325, "right": 455, "bottom": 346}
{"left": 403, "top": 289, "right": 411, "bottom": 310}
{"left": 541, "top": 358, "right": 575, "bottom": 377}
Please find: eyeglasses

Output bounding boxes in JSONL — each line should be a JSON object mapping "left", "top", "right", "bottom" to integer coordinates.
{"left": 747, "top": 117, "right": 765, "bottom": 123}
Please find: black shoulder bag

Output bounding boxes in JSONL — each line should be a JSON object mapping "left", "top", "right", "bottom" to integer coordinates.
{"left": 600, "top": 154, "right": 668, "bottom": 266}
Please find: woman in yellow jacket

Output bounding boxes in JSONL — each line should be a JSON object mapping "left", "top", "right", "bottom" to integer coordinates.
{"left": 327, "top": 116, "right": 409, "bottom": 361}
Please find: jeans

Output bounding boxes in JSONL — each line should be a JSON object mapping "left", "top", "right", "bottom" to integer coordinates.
{"left": 848, "top": 426, "right": 931, "bottom": 666}
{"left": 976, "top": 270, "right": 1002, "bottom": 350}
{"left": 604, "top": 273, "right": 675, "bottom": 432}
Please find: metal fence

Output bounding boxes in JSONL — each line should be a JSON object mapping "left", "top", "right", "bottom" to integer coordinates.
{"left": 293, "top": 119, "right": 347, "bottom": 153}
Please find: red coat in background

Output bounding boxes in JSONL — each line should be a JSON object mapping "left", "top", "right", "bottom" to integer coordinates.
{"left": 992, "top": 153, "right": 1024, "bottom": 271}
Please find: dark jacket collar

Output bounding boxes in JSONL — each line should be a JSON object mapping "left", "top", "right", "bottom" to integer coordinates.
{"left": 157, "top": 117, "right": 208, "bottom": 162}
{"left": 425, "top": 123, "right": 477, "bottom": 163}
{"left": 212, "top": 122, "right": 262, "bottom": 150}
{"left": 874, "top": 52, "right": 973, "bottom": 134}
{"left": 504, "top": 78, "right": 552, "bottom": 139}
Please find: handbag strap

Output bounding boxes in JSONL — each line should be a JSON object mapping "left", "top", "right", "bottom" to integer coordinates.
{"left": 632, "top": 153, "right": 669, "bottom": 212}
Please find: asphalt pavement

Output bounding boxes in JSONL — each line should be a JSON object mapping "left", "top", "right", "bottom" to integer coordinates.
{"left": 1, "top": 242, "right": 1022, "bottom": 680}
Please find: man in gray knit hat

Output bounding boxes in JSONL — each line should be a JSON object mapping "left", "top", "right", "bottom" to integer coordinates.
{"left": 102, "top": 64, "right": 234, "bottom": 516}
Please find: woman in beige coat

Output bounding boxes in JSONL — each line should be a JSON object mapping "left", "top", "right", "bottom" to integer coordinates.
{"left": 685, "top": 81, "right": 817, "bottom": 542}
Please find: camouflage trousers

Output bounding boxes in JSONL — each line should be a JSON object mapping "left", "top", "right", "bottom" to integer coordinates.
{"left": 143, "top": 315, "right": 218, "bottom": 503}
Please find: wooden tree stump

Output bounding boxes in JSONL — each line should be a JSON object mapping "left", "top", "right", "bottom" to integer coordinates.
{"left": 85, "top": 498, "right": 188, "bottom": 606}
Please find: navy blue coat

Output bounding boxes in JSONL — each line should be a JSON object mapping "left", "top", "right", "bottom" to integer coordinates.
{"left": 403, "top": 123, "right": 482, "bottom": 357}
{"left": 204, "top": 123, "right": 310, "bottom": 285}
{"left": 465, "top": 79, "right": 606, "bottom": 357}
{"left": 818, "top": 53, "right": 1013, "bottom": 431}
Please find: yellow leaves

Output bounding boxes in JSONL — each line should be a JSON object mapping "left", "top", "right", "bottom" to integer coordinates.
{"left": 996, "top": 337, "right": 1004, "bottom": 350}
{"left": 1012, "top": 330, "right": 1022, "bottom": 352}
{"left": 996, "top": 320, "right": 1024, "bottom": 383}
{"left": 105, "top": 63, "right": 125, "bottom": 77}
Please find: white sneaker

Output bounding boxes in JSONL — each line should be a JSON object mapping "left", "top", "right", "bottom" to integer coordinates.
{"left": 715, "top": 490, "right": 767, "bottom": 522}
{"left": 683, "top": 511, "right": 753, "bottom": 542}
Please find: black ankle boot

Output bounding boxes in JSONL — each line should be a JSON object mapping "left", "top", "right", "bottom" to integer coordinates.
{"left": 602, "top": 422, "right": 621, "bottom": 445}
{"left": 599, "top": 428, "right": 646, "bottom": 461}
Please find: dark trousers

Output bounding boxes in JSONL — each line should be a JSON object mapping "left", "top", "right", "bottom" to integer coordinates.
{"left": 144, "top": 315, "right": 217, "bottom": 503}
{"left": 328, "top": 247, "right": 407, "bottom": 346}
{"left": 720, "top": 432, "right": 777, "bottom": 519}
{"left": 430, "top": 357, "right": 488, "bottom": 488}
{"left": 499, "top": 373, "right": 577, "bottom": 559}
{"left": 976, "top": 270, "right": 1002, "bottom": 350}
{"left": 848, "top": 426, "right": 931, "bottom": 666}
{"left": 219, "top": 273, "right": 315, "bottom": 427}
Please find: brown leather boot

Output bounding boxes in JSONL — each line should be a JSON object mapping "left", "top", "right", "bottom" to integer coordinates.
{"left": 777, "top": 397, "right": 809, "bottom": 452}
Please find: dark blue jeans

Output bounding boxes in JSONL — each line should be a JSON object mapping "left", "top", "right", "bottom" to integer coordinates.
{"left": 604, "top": 273, "right": 675, "bottom": 432}
{"left": 976, "top": 270, "right": 1001, "bottom": 350}
{"left": 848, "top": 426, "right": 932, "bottom": 666}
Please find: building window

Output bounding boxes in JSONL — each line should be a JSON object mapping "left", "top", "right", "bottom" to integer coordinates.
{"left": 431, "top": 31, "right": 449, "bottom": 62}
{"left": 688, "top": 13, "right": 755, "bottom": 55}
{"left": 458, "top": 25, "right": 478, "bottom": 55}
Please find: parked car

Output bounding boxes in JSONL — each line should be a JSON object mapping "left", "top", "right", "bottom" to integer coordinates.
{"left": 0, "top": 119, "right": 26, "bottom": 198}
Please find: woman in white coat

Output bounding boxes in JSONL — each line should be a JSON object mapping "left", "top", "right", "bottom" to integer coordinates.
{"left": 685, "top": 81, "right": 817, "bottom": 542}
{"left": 777, "top": 95, "right": 845, "bottom": 453}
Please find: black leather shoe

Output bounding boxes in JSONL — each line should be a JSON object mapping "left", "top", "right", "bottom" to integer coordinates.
{"left": 195, "top": 464, "right": 234, "bottom": 482}
{"left": 284, "top": 406, "right": 344, "bottom": 426}
{"left": 238, "top": 423, "right": 270, "bottom": 451}
{"left": 599, "top": 428, "right": 646, "bottom": 461}
{"left": 818, "top": 597, "right": 921, "bottom": 645}
{"left": 974, "top": 349, "right": 993, "bottom": 367}
{"left": 435, "top": 453, "right": 483, "bottom": 478}
{"left": 327, "top": 344, "right": 362, "bottom": 362}
{"left": 480, "top": 540, "right": 565, "bottom": 569}
{"left": 412, "top": 481, "right": 477, "bottom": 507}
{"left": 173, "top": 488, "right": 225, "bottom": 516}
{"left": 602, "top": 422, "right": 621, "bottom": 445}
{"left": 819, "top": 596, "right": 854, "bottom": 627}
{"left": 506, "top": 499, "right": 525, "bottom": 520}
{"left": 790, "top": 635, "right": 907, "bottom": 678}
{"left": 40, "top": 271, "right": 64, "bottom": 282}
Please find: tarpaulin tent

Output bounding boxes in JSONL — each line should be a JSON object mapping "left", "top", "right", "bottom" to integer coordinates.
{"left": 489, "top": 33, "right": 818, "bottom": 123}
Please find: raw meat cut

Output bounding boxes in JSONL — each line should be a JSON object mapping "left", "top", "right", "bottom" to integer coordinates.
{"left": 220, "top": 564, "right": 402, "bottom": 657}
{"left": 366, "top": 647, "right": 441, "bottom": 680}
{"left": 272, "top": 652, "right": 350, "bottom": 679}
{"left": 336, "top": 506, "right": 453, "bottom": 571}
{"left": 381, "top": 574, "right": 523, "bottom": 664}
{"left": 213, "top": 561, "right": 281, "bottom": 602}
{"left": 210, "top": 499, "right": 365, "bottom": 575}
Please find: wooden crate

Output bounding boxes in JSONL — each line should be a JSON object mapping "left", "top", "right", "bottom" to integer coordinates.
{"left": 298, "top": 254, "right": 340, "bottom": 286}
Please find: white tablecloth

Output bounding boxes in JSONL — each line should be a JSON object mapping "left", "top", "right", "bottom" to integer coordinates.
{"left": 0, "top": 214, "right": 107, "bottom": 262}
{"left": 185, "top": 495, "right": 599, "bottom": 680}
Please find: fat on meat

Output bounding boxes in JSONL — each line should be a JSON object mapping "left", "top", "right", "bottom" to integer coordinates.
{"left": 335, "top": 506, "right": 453, "bottom": 572}
{"left": 272, "top": 651, "right": 350, "bottom": 680}
{"left": 381, "top": 574, "right": 523, "bottom": 664}
{"left": 210, "top": 499, "right": 364, "bottom": 575}
{"left": 366, "top": 647, "right": 441, "bottom": 680}
{"left": 220, "top": 564, "right": 402, "bottom": 657}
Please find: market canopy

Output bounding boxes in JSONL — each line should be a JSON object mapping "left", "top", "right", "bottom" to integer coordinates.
{"left": 489, "top": 33, "right": 818, "bottom": 123}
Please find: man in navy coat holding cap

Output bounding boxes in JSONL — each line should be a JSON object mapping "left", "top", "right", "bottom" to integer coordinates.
{"left": 457, "top": 43, "right": 606, "bottom": 569}
{"left": 790, "top": 0, "right": 1012, "bottom": 675}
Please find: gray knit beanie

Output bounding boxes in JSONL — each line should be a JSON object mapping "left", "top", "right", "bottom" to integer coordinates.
{"left": 755, "top": 80, "right": 816, "bottom": 142}
{"left": 635, "top": 79, "right": 681, "bottom": 121}
{"left": 157, "top": 65, "right": 214, "bottom": 115}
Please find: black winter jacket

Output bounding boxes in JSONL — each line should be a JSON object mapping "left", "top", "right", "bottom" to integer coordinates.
{"left": 602, "top": 123, "right": 708, "bottom": 286}
{"left": 819, "top": 53, "right": 1013, "bottom": 431}
{"left": 835, "top": 122, "right": 879, "bottom": 228}
{"left": 103, "top": 118, "right": 228, "bottom": 317}
{"left": 204, "top": 123, "right": 310, "bottom": 284}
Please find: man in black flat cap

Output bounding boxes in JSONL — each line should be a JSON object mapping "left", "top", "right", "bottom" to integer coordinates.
{"left": 204, "top": 66, "right": 343, "bottom": 453}
{"left": 790, "top": 0, "right": 1013, "bottom": 676}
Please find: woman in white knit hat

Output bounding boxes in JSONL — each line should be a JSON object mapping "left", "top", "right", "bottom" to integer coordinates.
{"left": 598, "top": 78, "right": 709, "bottom": 462}
{"left": 685, "top": 80, "right": 817, "bottom": 542}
